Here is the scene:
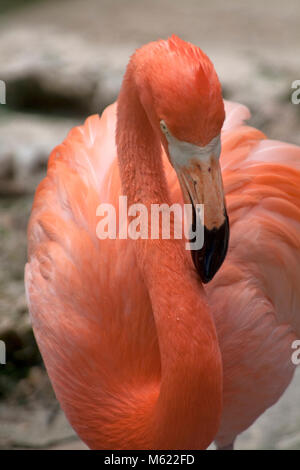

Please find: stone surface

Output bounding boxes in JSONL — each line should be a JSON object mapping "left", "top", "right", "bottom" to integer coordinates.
{"left": 0, "top": 112, "right": 77, "bottom": 185}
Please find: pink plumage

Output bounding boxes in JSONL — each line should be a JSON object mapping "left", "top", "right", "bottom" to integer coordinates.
{"left": 25, "top": 37, "right": 300, "bottom": 449}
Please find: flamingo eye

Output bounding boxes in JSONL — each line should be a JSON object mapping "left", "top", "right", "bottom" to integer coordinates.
{"left": 160, "top": 120, "right": 169, "bottom": 135}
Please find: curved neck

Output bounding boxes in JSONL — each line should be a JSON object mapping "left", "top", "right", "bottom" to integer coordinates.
{"left": 116, "top": 66, "right": 222, "bottom": 449}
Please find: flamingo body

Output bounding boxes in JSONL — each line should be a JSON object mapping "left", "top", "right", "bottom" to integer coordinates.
{"left": 25, "top": 38, "right": 300, "bottom": 449}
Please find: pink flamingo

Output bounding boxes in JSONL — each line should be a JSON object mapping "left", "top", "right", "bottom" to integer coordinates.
{"left": 25, "top": 36, "right": 300, "bottom": 449}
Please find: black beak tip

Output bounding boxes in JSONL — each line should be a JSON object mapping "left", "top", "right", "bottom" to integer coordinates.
{"left": 192, "top": 214, "right": 230, "bottom": 283}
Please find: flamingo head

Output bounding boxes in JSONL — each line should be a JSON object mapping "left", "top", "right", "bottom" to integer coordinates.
{"left": 134, "top": 35, "right": 229, "bottom": 283}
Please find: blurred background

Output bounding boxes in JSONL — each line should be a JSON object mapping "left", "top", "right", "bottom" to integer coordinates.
{"left": 0, "top": 0, "right": 299, "bottom": 450}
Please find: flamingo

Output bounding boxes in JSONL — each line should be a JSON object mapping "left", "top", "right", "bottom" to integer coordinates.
{"left": 25, "top": 36, "right": 300, "bottom": 450}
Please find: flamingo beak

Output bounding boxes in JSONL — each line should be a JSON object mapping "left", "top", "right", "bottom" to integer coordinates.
{"left": 160, "top": 120, "right": 229, "bottom": 282}
{"left": 176, "top": 156, "right": 229, "bottom": 283}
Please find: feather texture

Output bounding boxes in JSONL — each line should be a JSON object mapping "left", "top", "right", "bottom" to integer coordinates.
{"left": 26, "top": 95, "right": 300, "bottom": 447}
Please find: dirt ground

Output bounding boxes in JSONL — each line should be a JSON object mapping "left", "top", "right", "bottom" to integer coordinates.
{"left": 0, "top": 0, "right": 299, "bottom": 450}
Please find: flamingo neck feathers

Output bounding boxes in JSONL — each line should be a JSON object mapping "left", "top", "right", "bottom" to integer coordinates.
{"left": 115, "top": 62, "right": 223, "bottom": 449}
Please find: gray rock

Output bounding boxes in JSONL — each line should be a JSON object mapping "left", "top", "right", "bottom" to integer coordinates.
{"left": 0, "top": 113, "right": 77, "bottom": 184}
